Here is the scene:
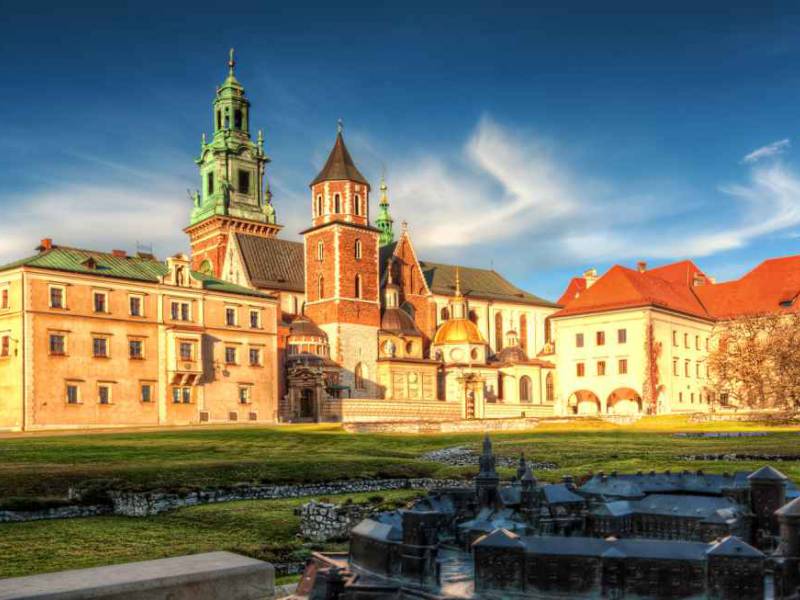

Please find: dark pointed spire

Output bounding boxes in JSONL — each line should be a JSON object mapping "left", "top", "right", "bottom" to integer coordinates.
{"left": 310, "top": 128, "right": 369, "bottom": 187}
{"left": 517, "top": 452, "right": 527, "bottom": 481}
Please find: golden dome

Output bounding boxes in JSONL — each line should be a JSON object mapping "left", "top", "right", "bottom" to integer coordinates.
{"left": 433, "top": 318, "right": 485, "bottom": 345}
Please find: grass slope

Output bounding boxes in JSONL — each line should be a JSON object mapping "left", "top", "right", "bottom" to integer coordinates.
{"left": 0, "top": 489, "right": 423, "bottom": 579}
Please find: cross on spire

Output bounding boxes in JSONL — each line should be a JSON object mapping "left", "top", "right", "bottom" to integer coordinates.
{"left": 337, "top": 118, "right": 343, "bottom": 134}
{"left": 228, "top": 48, "right": 236, "bottom": 75}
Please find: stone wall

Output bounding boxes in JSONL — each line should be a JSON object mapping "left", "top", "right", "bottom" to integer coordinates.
{"left": 343, "top": 416, "right": 545, "bottom": 433}
{"left": 298, "top": 500, "right": 376, "bottom": 542}
{"left": 109, "top": 478, "right": 469, "bottom": 517}
{"left": 323, "top": 398, "right": 462, "bottom": 422}
{"left": 0, "top": 504, "right": 110, "bottom": 523}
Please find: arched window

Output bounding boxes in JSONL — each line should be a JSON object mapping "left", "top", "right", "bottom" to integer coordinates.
{"left": 334, "top": 194, "right": 341, "bottom": 213}
{"left": 354, "top": 239, "right": 362, "bottom": 260}
{"left": 545, "top": 372, "right": 554, "bottom": 404}
{"left": 318, "top": 275, "right": 324, "bottom": 299}
{"left": 519, "top": 376, "right": 532, "bottom": 403}
{"left": 519, "top": 314, "right": 528, "bottom": 354}
{"left": 469, "top": 309, "right": 479, "bottom": 324}
{"left": 354, "top": 194, "right": 361, "bottom": 216}
{"left": 234, "top": 109, "right": 243, "bottom": 130}
{"left": 354, "top": 362, "right": 366, "bottom": 389}
{"left": 216, "top": 111, "right": 222, "bottom": 130}
{"left": 316, "top": 195, "right": 323, "bottom": 216}
{"left": 354, "top": 275, "right": 362, "bottom": 299}
{"left": 406, "top": 341, "right": 415, "bottom": 355}
{"left": 317, "top": 241, "right": 324, "bottom": 261}
{"left": 199, "top": 260, "right": 213, "bottom": 276}
{"left": 440, "top": 307, "right": 450, "bottom": 322}
{"left": 495, "top": 313, "right": 504, "bottom": 351}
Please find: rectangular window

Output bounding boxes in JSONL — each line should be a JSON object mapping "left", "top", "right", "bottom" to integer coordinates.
{"left": 129, "top": 339, "right": 143, "bottom": 359}
{"left": 618, "top": 359, "right": 628, "bottom": 375}
{"left": 93, "top": 337, "right": 109, "bottom": 358}
{"left": 172, "top": 387, "right": 192, "bottom": 404}
{"left": 684, "top": 333, "right": 689, "bottom": 348}
{"left": 225, "top": 347, "right": 237, "bottom": 365}
{"left": 576, "top": 362, "right": 585, "bottom": 377}
{"left": 673, "top": 358, "right": 679, "bottom": 376}
{"left": 207, "top": 171, "right": 214, "bottom": 195}
{"left": 596, "top": 331, "right": 605, "bottom": 346}
{"left": 171, "top": 302, "right": 190, "bottom": 321}
{"left": 0, "top": 288, "right": 8, "bottom": 309}
{"left": 679, "top": 391, "right": 683, "bottom": 403}
{"left": 239, "top": 386, "right": 251, "bottom": 405}
{"left": 179, "top": 342, "right": 193, "bottom": 361}
{"left": 617, "top": 328, "right": 627, "bottom": 344}
{"left": 690, "top": 392, "right": 695, "bottom": 404}
{"left": 66, "top": 384, "right": 79, "bottom": 404}
{"left": 49, "top": 286, "right": 64, "bottom": 309}
{"left": 238, "top": 170, "right": 250, "bottom": 194}
{"left": 576, "top": 333, "right": 584, "bottom": 348}
{"left": 140, "top": 383, "right": 152, "bottom": 403}
{"left": 672, "top": 330, "right": 677, "bottom": 346}
{"left": 684, "top": 359, "right": 690, "bottom": 377}
{"left": 49, "top": 334, "right": 66, "bottom": 355}
{"left": 129, "top": 295, "right": 143, "bottom": 317}
{"left": 695, "top": 335, "right": 700, "bottom": 350}
{"left": 249, "top": 348, "right": 261, "bottom": 366}
{"left": 98, "top": 384, "right": 111, "bottom": 405}
{"left": 225, "top": 307, "right": 237, "bottom": 326}
{"left": 0, "top": 335, "right": 9, "bottom": 357}
{"left": 249, "top": 310, "right": 260, "bottom": 329}
{"left": 696, "top": 362, "right": 701, "bottom": 378}
{"left": 597, "top": 360, "right": 606, "bottom": 376}
{"left": 93, "top": 292, "right": 107, "bottom": 313}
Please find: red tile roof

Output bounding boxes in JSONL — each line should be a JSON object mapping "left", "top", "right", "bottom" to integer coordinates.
{"left": 557, "top": 276, "right": 587, "bottom": 306}
{"left": 696, "top": 255, "right": 800, "bottom": 318}
{"left": 552, "top": 255, "right": 800, "bottom": 321}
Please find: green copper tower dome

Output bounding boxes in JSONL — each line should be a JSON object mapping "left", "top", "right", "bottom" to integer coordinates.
{"left": 375, "top": 176, "right": 395, "bottom": 247}
{"left": 190, "top": 49, "right": 276, "bottom": 227}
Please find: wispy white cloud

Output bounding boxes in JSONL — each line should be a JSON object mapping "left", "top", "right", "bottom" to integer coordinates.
{"left": 742, "top": 138, "right": 790, "bottom": 164}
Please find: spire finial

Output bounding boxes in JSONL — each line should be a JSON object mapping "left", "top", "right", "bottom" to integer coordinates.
{"left": 337, "top": 118, "right": 343, "bottom": 134}
{"left": 228, "top": 48, "right": 236, "bottom": 75}
{"left": 455, "top": 266, "right": 462, "bottom": 297}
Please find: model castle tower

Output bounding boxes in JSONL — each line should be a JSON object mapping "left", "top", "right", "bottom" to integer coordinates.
{"left": 185, "top": 50, "right": 280, "bottom": 279}
{"left": 302, "top": 122, "right": 381, "bottom": 396}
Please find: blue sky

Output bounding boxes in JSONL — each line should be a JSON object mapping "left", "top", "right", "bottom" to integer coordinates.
{"left": 2, "top": 1, "right": 800, "bottom": 300}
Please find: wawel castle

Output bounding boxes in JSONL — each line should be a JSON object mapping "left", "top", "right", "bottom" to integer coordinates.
{"left": 1, "top": 55, "right": 798, "bottom": 431}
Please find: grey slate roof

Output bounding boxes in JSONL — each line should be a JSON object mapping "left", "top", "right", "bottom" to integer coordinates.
{"left": 748, "top": 465, "right": 789, "bottom": 482}
{"left": 706, "top": 536, "right": 764, "bottom": 558}
{"left": 543, "top": 483, "right": 585, "bottom": 504}
{"left": 580, "top": 471, "right": 753, "bottom": 498}
{"left": 776, "top": 496, "right": 800, "bottom": 517}
{"left": 522, "top": 536, "right": 710, "bottom": 561}
{"left": 236, "top": 234, "right": 305, "bottom": 292}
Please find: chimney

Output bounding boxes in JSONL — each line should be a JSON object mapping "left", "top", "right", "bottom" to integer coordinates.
{"left": 583, "top": 268, "right": 598, "bottom": 288}
{"left": 637, "top": 261, "right": 647, "bottom": 273}
{"left": 112, "top": 249, "right": 127, "bottom": 258}
{"left": 39, "top": 238, "right": 53, "bottom": 251}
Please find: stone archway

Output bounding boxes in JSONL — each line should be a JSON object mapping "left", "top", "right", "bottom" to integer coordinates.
{"left": 606, "top": 387, "right": 642, "bottom": 415}
{"left": 568, "top": 389, "right": 601, "bottom": 415}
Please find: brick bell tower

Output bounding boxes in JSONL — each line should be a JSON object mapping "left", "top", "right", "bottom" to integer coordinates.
{"left": 302, "top": 121, "right": 381, "bottom": 397}
{"left": 185, "top": 49, "right": 280, "bottom": 278}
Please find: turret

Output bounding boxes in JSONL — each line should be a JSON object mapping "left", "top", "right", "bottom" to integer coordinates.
{"left": 476, "top": 433, "right": 500, "bottom": 508}
{"left": 748, "top": 465, "right": 788, "bottom": 537}
{"left": 375, "top": 176, "right": 395, "bottom": 247}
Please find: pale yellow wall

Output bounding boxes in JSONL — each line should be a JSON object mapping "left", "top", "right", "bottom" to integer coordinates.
{"left": 376, "top": 360, "right": 438, "bottom": 401}
{"left": 551, "top": 307, "right": 714, "bottom": 416}
{"left": 432, "top": 295, "right": 556, "bottom": 357}
{"left": 11, "top": 268, "right": 278, "bottom": 431}
{"left": 0, "top": 271, "right": 24, "bottom": 430}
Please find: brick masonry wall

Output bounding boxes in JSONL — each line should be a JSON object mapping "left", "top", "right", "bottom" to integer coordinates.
{"left": 322, "top": 397, "right": 462, "bottom": 421}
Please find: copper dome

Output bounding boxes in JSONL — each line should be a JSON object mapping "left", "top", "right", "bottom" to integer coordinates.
{"left": 381, "top": 307, "right": 421, "bottom": 336}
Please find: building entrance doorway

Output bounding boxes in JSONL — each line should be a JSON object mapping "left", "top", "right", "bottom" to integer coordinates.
{"left": 299, "top": 388, "right": 316, "bottom": 420}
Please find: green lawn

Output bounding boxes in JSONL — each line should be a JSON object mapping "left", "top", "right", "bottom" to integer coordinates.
{"left": 2, "top": 418, "right": 800, "bottom": 501}
{"left": 0, "top": 489, "right": 423, "bottom": 579}
{"left": 3, "top": 417, "right": 800, "bottom": 580}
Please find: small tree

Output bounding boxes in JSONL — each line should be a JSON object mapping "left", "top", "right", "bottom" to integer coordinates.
{"left": 708, "top": 312, "right": 800, "bottom": 410}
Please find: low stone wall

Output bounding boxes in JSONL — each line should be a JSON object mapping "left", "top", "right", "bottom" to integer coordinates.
{"left": 109, "top": 478, "right": 469, "bottom": 517}
{"left": 343, "top": 416, "right": 545, "bottom": 434}
{"left": 0, "top": 504, "right": 110, "bottom": 523}
{"left": 483, "top": 403, "right": 555, "bottom": 419}
{"left": 298, "top": 500, "right": 377, "bottom": 542}
{"left": 322, "top": 398, "right": 463, "bottom": 422}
